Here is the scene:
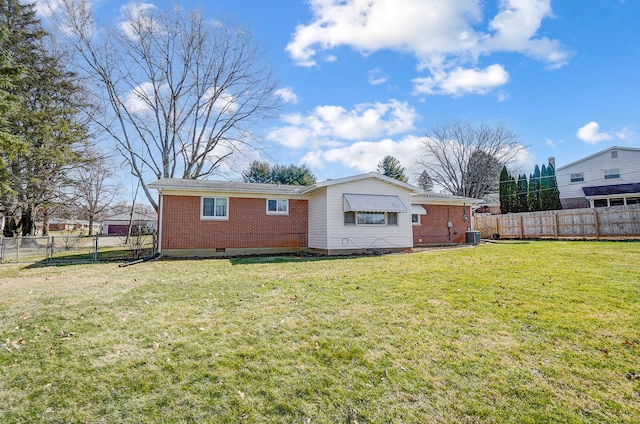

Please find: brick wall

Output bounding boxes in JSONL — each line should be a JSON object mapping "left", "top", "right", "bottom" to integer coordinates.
{"left": 412, "top": 204, "right": 471, "bottom": 245}
{"left": 160, "top": 195, "right": 308, "bottom": 250}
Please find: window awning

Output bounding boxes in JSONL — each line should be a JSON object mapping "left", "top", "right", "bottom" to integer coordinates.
{"left": 411, "top": 204, "right": 427, "bottom": 214}
{"left": 343, "top": 194, "right": 408, "bottom": 213}
{"left": 583, "top": 183, "right": 640, "bottom": 196}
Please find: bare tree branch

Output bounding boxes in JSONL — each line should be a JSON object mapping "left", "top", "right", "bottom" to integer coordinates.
{"left": 47, "top": 0, "right": 281, "bottom": 210}
{"left": 417, "top": 121, "right": 525, "bottom": 198}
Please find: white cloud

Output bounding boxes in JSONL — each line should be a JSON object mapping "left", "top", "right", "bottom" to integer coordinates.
{"left": 35, "top": 0, "right": 65, "bottom": 18}
{"left": 274, "top": 87, "right": 299, "bottom": 104}
{"left": 287, "top": 0, "right": 568, "bottom": 96}
{"left": 266, "top": 99, "right": 419, "bottom": 149}
{"left": 118, "top": 2, "right": 157, "bottom": 41}
{"left": 615, "top": 126, "right": 636, "bottom": 141}
{"left": 576, "top": 121, "right": 614, "bottom": 144}
{"left": 413, "top": 64, "right": 509, "bottom": 96}
{"left": 123, "top": 81, "right": 156, "bottom": 114}
{"left": 301, "top": 135, "right": 424, "bottom": 175}
{"left": 368, "top": 68, "right": 388, "bottom": 86}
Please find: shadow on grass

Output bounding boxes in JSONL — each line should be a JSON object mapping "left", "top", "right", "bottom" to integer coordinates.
{"left": 227, "top": 252, "right": 385, "bottom": 266}
{"left": 23, "top": 248, "right": 155, "bottom": 268}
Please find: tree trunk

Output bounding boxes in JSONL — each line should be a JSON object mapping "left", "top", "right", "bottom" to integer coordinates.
{"left": 20, "top": 205, "right": 35, "bottom": 236}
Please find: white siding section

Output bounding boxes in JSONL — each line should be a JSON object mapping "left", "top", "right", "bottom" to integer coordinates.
{"left": 556, "top": 148, "right": 640, "bottom": 199}
{"left": 324, "top": 179, "right": 413, "bottom": 251}
{"left": 308, "top": 189, "right": 328, "bottom": 249}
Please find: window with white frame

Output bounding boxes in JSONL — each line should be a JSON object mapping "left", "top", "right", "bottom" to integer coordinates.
{"left": 201, "top": 197, "right": 228, "bottom": 220}
{"left": 411, "top": 214, "right": 420, "bottom": 225}
{"left": 570, "top": 172, "right": 584, "bottom": 183}
{"left": 266, "top": 199, "right": 288, "bottom": 215}
{"left": 604, "top": 169, "right": 620, "bottom": 180}
{"left": 344, "top": 211, "right": 398, "bottom": 226}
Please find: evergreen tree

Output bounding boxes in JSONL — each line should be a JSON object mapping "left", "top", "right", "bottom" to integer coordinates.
{"left": 539, "top": 164, "right": 551, "bottom": 210}
{"left": 241, "top": 161, "right": 316, "bottom": 186}
{"left": 242, "top": 161, "right": 272, "bottom": 183}
{"left": 0, "top": 0, "right": 88, "bottom": 235}
{"left": 270, "top": 164, "right": 316, "bottom": 186}
{"left": 528, "top": 165, "right": 541, "bottom": 212}
{"left": 416, "top": 170, "right": 434, "bottom": 192}
{"left": 0, "top": 23, "right": 25, "bottom": 194}
{"left": 545, "top": 162, "right": 562, "bottom": 210}
{"left": 499, "top": 166, "right": 513, "bottom": 213}
{"left": 516, "top": 174, "right": 529, "bottom": 212}
{"left": 377, "top": 155, "right": 408, "bottom": 182}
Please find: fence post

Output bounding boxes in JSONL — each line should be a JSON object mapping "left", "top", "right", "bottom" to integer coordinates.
{"left": 47, "top": 236, "right": 54, "bottom": 261}
{"left": 593, "top": 210, "right": 600, "bottom": 240}
{"left": 519, "top": 215, "right": 524, "bottom": 239}
{"left": 93, "top": 234, "right": 98, "bottom": 262}
{"left": 0, "top": 237, "right": 3, "bottom": 261}
{"left": 553, "top": 212, "right": 559, "bottom": 238}
{"left": 16, "top": 236, "right": 20, "bottom": 260}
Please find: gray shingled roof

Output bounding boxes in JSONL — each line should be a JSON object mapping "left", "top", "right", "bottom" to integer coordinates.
{"left": 147, "top": 178, "right": 308, "bottom": 195}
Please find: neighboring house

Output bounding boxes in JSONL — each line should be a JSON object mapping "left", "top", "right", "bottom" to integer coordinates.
{"left": 39, "top": 218, "right": 101, "bottom": 234}
{"left": 148, "top": 173, "right": 479, "bottom": 257}
{"left": 101, "top": 211, "right": 158, "bottom": 236}
{"left": 555, "top": 146, "right": 640, "bottom": 209}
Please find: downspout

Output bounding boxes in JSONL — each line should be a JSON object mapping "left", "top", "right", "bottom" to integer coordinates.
{"left": 156, "top": 190, "right": 163, "bottom": 254}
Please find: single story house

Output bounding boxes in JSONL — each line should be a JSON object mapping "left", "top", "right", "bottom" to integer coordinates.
{"left": 148, "top": 173, "right": 478, "bottom": 257}
{"left": 101, "top": 211, "right": 158, "bottom": 236}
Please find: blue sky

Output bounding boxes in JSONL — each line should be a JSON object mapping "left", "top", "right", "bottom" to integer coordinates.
{"left": 39, "top": 0, "right": 640, "bottom": 186}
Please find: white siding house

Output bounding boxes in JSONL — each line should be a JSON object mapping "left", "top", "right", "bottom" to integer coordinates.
{"left": 302, "top": 173, "right": 419, "bottom": 254}
{"left": 555, "top": 146, "right": 640, "bottom": 208}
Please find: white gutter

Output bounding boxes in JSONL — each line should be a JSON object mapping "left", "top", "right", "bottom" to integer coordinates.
{"left": 156, "top": 190, "right": 163, "bottom": 254}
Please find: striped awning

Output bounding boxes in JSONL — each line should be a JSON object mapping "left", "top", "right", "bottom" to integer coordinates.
{"left": 411, "top": 204, "right": 427, "bottom": 214}
{"left": 343, "top": 194, "right": 408, "bottom": 213}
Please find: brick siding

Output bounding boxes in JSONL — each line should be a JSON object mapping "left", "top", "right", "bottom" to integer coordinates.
{"left": 412, "top": 204, "right": 471, "bottom": 244}
{"left": 160, "top": 195, "right": 308, "bottom": 250}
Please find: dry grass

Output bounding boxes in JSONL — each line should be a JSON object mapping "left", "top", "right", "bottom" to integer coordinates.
{"left": 1, "top": 241, "right": 640, "bottom": 423}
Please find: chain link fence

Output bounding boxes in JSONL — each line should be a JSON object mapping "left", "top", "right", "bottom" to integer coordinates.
{"left": 0, "top": 233, "right": 156, "bottom": 264}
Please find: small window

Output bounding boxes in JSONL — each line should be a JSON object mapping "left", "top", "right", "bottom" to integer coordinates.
{"left": 593, "top": 199, "right": 608, "bottom": 208}
{"left": 626, "top": 197, "right": 640, "bottom": 205}
{"left": 344, "top": 211, "right": 356, "bottom": 225}
{"left": 267, "top": 199, "right": 288, "bottom": 215}
{"left": 202, "top": 197, "right": 228, "bottom": 220}
{"left": 411, "top": 214, "right": 420, "bottom": 225}
{"left": 611, "top": 150, "right": 618, "bottom": 159}
{"left": 609, "top": 198, "right": 625, "bottom": 206}
{"left": 387, "top": 213, "right": 398, "bottom": 226}
{"left": 604, "top": 169, "right": 620, "bottom": 180}
{"left": 570, "top": 173, "right": 584, "bottom": 183}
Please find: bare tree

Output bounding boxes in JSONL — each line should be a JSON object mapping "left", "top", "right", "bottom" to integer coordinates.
{"left": 69, "top": 148, "right": 122, "bottom": 235}
{"left": 417, "top": 121, "right": 524, "bottom": 198}
{"left": 46, "top": 1, "right": 280, "bottom": 210}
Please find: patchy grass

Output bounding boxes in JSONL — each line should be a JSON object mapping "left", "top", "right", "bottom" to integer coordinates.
{"left": 1, "top": 241, "right": 639, "bottom": 423}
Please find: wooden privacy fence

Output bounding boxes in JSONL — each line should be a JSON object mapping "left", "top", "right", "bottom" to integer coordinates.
{"left": 474, "top": 204, "right": 640, "bottom": 240}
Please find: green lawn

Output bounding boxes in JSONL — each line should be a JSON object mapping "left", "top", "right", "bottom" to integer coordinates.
{"left": 1, "top": 241, "right": 639, "bottom": 423}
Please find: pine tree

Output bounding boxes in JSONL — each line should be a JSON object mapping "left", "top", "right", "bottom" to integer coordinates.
{"left": 499, "top": 166, "right": 512, "bottom": 213}
{"left": 528, "top": 165, "right": 541, "bottom": 212}
{"left": 539, "top": 164, "right": 551, "bottom": 210}
{"left": 546, "top": 161, "right": 562, "bottom": 210}
{"left": 0, "top": 23, "right": 25, "bottom": 194}
{"left": 0, "top": 0, "right": 88, "bottom": 235}
{"left": 377, "top": 155, "right": 408, "bottom": 182}
{"left": 516, "top": 174, "right": 529, "bottom": 212}
{"left": 417, "top": 170, "right": 434, "bottom": 192}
